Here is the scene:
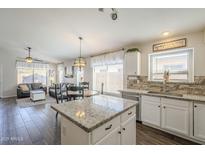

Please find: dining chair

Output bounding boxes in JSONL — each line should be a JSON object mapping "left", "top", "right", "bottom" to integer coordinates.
{"left": 79, "top": 82, "right": 89, "bottom": 90}
{"left": 54, "top": 83, "right": 69, "bottom": 118}
{"left": 66, "top": 85, "right": 84, "bottom": 100}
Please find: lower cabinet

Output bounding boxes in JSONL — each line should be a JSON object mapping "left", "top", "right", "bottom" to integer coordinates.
{"left": 194, "top": 102, "right": 205, "bottom": 140}
{"left": 141, "top": 95, "right": 191, "bottom": 137}
{"left": 96, "top": 115, "right": 136, "bottom": 145}
{"left": 61, "top": 106, "right": 137, "bottom": 145}
{"left": 96, "top": 112, "right": 136, "bottom": 145}
{"left": 141, "top": 96, "right": 161, "bottom": 127}
{"left": 96, "top": 127, "right": 121, "bottom": 145}
{"left": 141, "top": 95, "right": 205, "bottom": 143}
{"left": 121, "top": 116, "right": 136, "bottom": 145}
{"left": 161, "top": 98, "right": 190, "bottom": 135}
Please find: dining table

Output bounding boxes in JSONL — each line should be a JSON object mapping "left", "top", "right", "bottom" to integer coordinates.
{"left": 64, "top": 89, "right": 100, "bottom": 99}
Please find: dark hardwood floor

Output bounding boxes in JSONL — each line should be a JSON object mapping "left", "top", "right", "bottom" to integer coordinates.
{"left": 136, "top": 122, "right": 198, "bottom": 145}
{"left": 0, "top": 97, "right": 198, "bottom": 145}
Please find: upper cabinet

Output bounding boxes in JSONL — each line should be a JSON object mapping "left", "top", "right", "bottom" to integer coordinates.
{"left": 124, "top": 52, "right": 141, "bottom": 76}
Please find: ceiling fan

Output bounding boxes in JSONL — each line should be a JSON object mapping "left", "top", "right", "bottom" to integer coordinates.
{"left": 17, "top": 47, "right": 45, "bottom": 63}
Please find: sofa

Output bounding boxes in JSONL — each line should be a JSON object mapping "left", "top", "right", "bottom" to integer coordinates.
{"left": 17, "top": 83, "right": 47, "bottom": 98}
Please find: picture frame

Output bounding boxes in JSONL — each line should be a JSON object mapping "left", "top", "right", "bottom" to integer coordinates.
{"left": 153, "top": 38, "right": 187, "bottom": 52}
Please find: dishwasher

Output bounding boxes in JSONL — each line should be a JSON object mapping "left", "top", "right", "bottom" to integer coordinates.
{"left": 121, "top": 91, "right": 141, "bottom": 122}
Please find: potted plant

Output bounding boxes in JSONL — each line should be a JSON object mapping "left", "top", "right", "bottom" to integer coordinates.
{"left": 126, "top": 48, "right": 140, "bottom": 53}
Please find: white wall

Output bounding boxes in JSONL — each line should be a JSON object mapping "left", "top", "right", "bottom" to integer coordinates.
{"left": 138, "top": 31, "right": 205, "bottom": 76}
{"left": 0, "top": 49, "right": 59, "bottom": 98}
{"left": 0, "top": 50, "right": 19, "bottom": 97}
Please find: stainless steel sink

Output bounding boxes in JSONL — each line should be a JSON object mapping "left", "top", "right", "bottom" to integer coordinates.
{"left": 147, "top": 91, "right": 183, "bottom": 97}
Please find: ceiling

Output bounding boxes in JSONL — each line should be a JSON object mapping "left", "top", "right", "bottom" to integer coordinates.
{"left": 0, "top": 8, "right": 205, "bottom": 62}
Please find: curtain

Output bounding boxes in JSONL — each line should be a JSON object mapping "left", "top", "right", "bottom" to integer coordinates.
{"left": 16, "top": 61, "right": 49, "bottom": 69}
{"left": 90, "top": 50, "right": 124, "bottom": 67}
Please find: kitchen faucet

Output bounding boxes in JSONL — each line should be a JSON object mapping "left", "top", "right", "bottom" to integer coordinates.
{"left": 161, "top": 70, "right": 170, "bottom": 92}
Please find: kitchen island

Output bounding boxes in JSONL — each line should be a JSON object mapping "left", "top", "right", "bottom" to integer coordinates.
{"left": 51, "top": 95, "right": 138, "bottom": 145}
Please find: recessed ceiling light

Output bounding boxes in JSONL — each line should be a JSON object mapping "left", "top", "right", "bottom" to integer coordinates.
{"left": 162, "top": 31, "right": 170, "bottom": 36}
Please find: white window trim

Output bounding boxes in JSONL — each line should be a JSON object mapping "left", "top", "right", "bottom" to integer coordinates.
{"left": 148, "top": 48, "right": 194, "bottom": 83}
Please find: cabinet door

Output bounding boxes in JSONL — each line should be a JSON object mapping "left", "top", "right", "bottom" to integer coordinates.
{"left": 121, "top": 116, "right": 136, "bottom": 145}
{"left": 194, "top": 103, "right": 205, "bottom": 140}
{"left": 125, "top": 52, "right": 140, "bottom": 75}
{"left": 141, "top": 96, "right": 161, "bottom": 127}
{"left": 161, "top": 99, "right": 189, "bottom": 135}
{"left": 96, "top": 127, "right": 121, "bottom": 145}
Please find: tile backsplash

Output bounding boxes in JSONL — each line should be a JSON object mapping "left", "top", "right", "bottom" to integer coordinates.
{"left": 127, "top": 76, "right": 205, "bottom": 96}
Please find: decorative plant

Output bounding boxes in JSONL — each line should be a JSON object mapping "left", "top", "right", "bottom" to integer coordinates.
{"left": 126, "top": 48, "right": 140, "bottom": 53}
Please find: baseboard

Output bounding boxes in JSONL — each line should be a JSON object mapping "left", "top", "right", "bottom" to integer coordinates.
{"left": 1, "top": 95, "right": 17, "bottom": 99}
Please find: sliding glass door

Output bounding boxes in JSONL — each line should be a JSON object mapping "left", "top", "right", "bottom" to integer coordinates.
{"left": 93, "top": 63, "right": 123, "bottom": 94}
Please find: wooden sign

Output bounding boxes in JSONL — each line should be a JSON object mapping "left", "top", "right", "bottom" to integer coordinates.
{"left": 153, "top": 38, "right": 187, "bottom": 52}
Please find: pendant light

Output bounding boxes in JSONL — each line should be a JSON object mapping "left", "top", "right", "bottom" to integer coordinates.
{"left": 25, "top": 47, "right": 33, "bottom": 63}
{"left": 73, "top": 37, "right": 86, "bottom": 70}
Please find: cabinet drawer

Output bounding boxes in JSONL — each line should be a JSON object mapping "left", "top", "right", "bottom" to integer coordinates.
{"left": 92, "top": 116, "right": 120, "bottom": 144}
{"left": 161, "top": 98, "right": 190, "bottom": 108}
{"left": 142, "top": 95, "right": 160, "bottom": 103}
{"left": 121, "top": 106, "right": 136, "bottom": 123}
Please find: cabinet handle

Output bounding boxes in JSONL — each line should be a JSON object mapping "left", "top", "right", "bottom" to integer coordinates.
{"left": 105, "top": 124, "right": 112, "bottom": 130}
{"left": 158, "top": 105, "right": 160, "bottom": 108}
{"left": 163, "top": 106, "right": 166, "bottom": 109}
{"left": 118, "top": 131, "right": 121, "bottom": 134}
{"left": 194, "top": 105, "right": 197, "bottom": 108}
{"left": 128, "top": 112, "right": 132, "bottom": 115}
{"left": 123, "top": 128, "right": 126, "bottom": 131}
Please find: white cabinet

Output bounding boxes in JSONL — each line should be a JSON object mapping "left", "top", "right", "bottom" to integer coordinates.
{"left": 141, "top": 96, "right": 191, "bottom": 136}
{"left": 125, "top": 52, "right": 141, "bottom": 76}
{"left": 96, "top": 127, "right": 121, "bottom": 145}
{"left": 61, "top": 106, "right": 137, "bottom": 145}
{"left": 194, "top": 102, "right": 205, "bottom": 140}
{"left": 96, "top": 107, "right": 136, "bottom": 145}
{"left": 92, "top": 116, "right": 121, "bottom": 144}
{"left": 161, "top": 98, "right": 190, "bottom": 135}
{"left": 121, "top": 115, "right": 136, "bottom": 145}
{"left": 141, "top": 96, "right": 161, "bottom": 127}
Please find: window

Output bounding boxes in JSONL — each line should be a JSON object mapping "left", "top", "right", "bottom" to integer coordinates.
{"left": 17, "top": 68, "right": 33, "bottom": 84}
{"left": 16, "top": 61, "right": 55, "bottom": 86}
{"left": 93, "top": 64, "right": 123, "bottom": 94}
{"left": 34, "top": 68, "right": 47, "bottom": 85}
{"left": 149, "top": 48, "right": 194, "bottom": 82}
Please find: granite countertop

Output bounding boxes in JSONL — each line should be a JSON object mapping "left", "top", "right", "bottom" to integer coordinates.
{"left": 119, "top": 89, "right": 205, "bottom": 102}
{"left": 119, "top": 89, "right": 148, "bottom": 94}
{"left": 51, "top": 95, "right": 138, "bottom": 133}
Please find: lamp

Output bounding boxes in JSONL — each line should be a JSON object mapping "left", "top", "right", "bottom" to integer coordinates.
{"left": 73, "top": 37, "right": 86, "bottom": 70}
{"left": 25, "top": 47, "right": 33, "bottom": 63}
